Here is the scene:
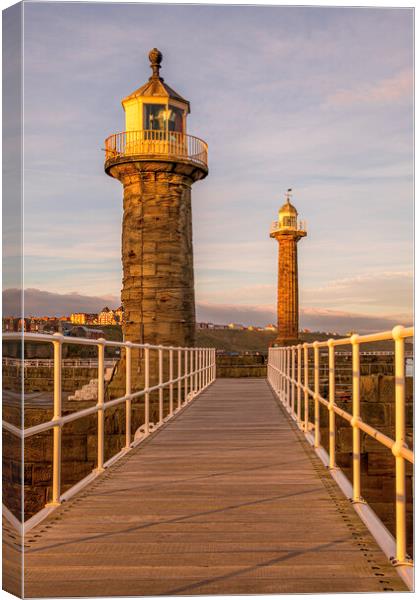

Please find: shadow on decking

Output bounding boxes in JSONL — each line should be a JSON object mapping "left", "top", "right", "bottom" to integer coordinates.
{"left": 26, "top": 486, "right": 321, "bottom": 555}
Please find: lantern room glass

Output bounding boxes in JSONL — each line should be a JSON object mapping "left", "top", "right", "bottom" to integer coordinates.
{"left": 144, "top": 104, "right": 166, "bottom": 131}
{"left": 144, "top": 104, "right": 184, "bottom": 133}
{"left": 282, "top": 216, "right": 297, "bottom": 229}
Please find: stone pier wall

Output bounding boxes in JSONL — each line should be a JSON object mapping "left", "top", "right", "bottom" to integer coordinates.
{"left": 317, "top": 374, "right": 414, "bottom": 555}
{"left": 216, "top": 355, "right": 267, "bottom": 377}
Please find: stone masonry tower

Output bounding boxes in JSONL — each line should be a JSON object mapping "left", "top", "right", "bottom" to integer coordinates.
{"left": 104, "top": 49, "right": 208, "bottom": 390}
{"left": 270, "top": 190, "right": 307, "bottom": 346}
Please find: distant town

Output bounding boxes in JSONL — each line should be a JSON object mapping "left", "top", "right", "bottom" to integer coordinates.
{"left": 2, "top": 307, "right": 340, "bottom": 339}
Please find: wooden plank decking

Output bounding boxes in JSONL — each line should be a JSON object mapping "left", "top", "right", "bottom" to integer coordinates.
{"left": 23, "top": 379, "right": 406, "bottom": 596}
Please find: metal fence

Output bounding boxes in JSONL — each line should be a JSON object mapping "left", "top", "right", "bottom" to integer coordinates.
{"left": 267, "top": 325, "right": 414, "bottom": 585}
{"left": 104, "top": 130, "right": 208, "bottom": 168}
{"left": 2, "top": 332, "right": 216, "bottom": 527}
{"left": 2, "top": 357, "right": 118, "bottom": 368}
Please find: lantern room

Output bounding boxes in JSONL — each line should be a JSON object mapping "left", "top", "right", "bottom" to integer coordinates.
{"left": 269, "top": 190, "right": 307, "bottom": 238}
{"left": 122, "top": 48, "right": 190, "bottom": 135}
{"left": 278, "top": 197, "right": 298, "bottom": 230}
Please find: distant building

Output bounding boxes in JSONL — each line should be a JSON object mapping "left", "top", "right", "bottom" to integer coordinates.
{"left": 228, "top": 323, "right": 244, "bottom": 330}
{"left": 98, "top": 307, "right": 117, "bottom": 325}
{"left": 2, "top": 317, "right": 16, "bottom": 332}
{"left": 71, "top": 312, "right": 98, "bottom": 325}
{"left": 197, "top": 322, "right": 215, "bottom": 329}
{"left": 264, "top": 324, "right": 277, "bottom": 332}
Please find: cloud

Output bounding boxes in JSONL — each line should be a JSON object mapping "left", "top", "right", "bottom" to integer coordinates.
{"left": 3, "top": 288, "right": 412, "bottom": 335}
{"left": 300, "top": 307, "right": 411, "bottom": 334}
{"left": 301, "top": 271, "right": 413, "bottom": 316}
{"left": 3, "top": 288, "right": 119, "bottom": 317}
{"left": 194, "top": 301, "right": 411, "bottom": 334}
{"left": 326, "top": 68, "right": 413, "bottom": 108}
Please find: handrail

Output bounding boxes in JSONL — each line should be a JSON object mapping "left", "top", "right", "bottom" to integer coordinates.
{"left": 3, "top": 357, "right": 118, "bottom": 368}
{"left": 104, "top": 130, "right": 208, "bottom": 169}
{"left": 267, "top": 325, "right": 414, "bottom": 576}
{"left": 3, "top": 332, "right": 216, "bottom": 524}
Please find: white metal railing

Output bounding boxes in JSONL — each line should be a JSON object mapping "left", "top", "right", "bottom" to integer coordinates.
{"left": 3, "top": 332, "right": 216, "bottom": 526}
{"left": 104, "top": 130, "right": 208, "bottom": 169}
{"left": 267, "top": 325, "right": 414, "bottom": 586}
{"left": 2, "top": 357, "right": 118, "bottom": 368}
{"left": 270, "top": 219, "right": 307, "bottom": 235}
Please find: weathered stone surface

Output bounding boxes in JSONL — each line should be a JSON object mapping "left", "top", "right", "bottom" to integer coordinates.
{"left": 105, "top": 160, "right": 207, "bottom": 397}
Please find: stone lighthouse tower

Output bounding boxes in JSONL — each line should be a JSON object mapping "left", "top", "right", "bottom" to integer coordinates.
{"left": 270, "top": 191, "right": 306, "bottom": 346}
{"left": 104, "top": 49, "right": 208, "bottom": 388}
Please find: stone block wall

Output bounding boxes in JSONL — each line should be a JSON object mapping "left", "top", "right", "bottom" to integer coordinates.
{"left": 3, "top": 396, "right": 169, "bottom": 520}
{"left": 3, "top": 364, "right": 98, "bottom": 395}
{"left": 317, "top": 374, "right": 413, "bottom": 555}
{"left": 216, "top": 355, "right": 267, "bottom": 378}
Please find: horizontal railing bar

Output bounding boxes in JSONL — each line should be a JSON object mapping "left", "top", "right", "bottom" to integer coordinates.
{"left": 2, "top": 331, "right": 211, "bottom": 351}
{"left": 3, "top": 369, "right": 215, "bottom": 439}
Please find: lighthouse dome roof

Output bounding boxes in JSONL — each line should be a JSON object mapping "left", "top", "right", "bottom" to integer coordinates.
{"left": 279, "top": 199, "right": 298, "bottom": 216}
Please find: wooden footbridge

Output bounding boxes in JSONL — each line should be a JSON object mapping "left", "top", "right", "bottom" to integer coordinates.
{"left": 2, "top": 328, "right": 414, "bottom": 596}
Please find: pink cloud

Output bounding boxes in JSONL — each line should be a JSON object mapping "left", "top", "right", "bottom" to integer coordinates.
{"left": 326, "top": 69, "right": 413, "bottom": 108}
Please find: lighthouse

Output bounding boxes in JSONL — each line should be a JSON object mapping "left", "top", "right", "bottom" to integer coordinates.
{"left": 104, "top": 48, "right": 208, "bottom": 391}
{"left": 270, "top": 191, "right": 307, "bottom": 346}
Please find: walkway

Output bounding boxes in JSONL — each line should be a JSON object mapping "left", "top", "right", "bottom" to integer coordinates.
{"left": 23, "top": 379, "right": 406, "bottom": 596}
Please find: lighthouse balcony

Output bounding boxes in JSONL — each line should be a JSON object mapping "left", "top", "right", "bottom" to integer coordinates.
{"left": 104, "top": 130, "right": 208, "bottom": 171}
{"left": 270, "top": 219, "right": 307, "bottom": 236}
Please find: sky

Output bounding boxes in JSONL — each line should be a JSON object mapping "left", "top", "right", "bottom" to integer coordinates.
{"left": 3, "top": 2, "right": 414, "bottom": 332}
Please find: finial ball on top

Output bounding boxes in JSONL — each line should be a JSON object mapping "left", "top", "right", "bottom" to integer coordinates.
{"left": 149, "top": 48, "right": 163, "bottom": 67}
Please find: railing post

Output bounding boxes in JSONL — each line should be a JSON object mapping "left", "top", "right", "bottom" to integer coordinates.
{"left": 189, "top": 349, "right": 194, "bottom": 396}
{"left": 392, "top": 325, "right": 409, "bottom": 564}
{"left": 144, "top": 346, "right": 150, "bottom": 436}
{"left": 303, "top": 343, "right": 309, "bottom": 431}
{"left": 291, "top": 346, "right": 296, "bottom": 417}
{"left": 203, "top": 348, "right": 207, "bottom": 387}
{"left": 177, "top": 349, "right": 182, "bottom": 410}
{"left": 194, "top": 349, "right": 198, "bottom": 392}
{"left": 284, "top": 348, "right": 289, "bottom": 408}
{"left": 96, "top": 338, "right": 106, "bottom": 472}
{"left": 125, "top": 342, "right": 132, "bottom": 449}
{"left": 184, "top": 349, "right": 188, "bottom": 403}
{"left": 351, "top": 334, "right": 362, "bottom": 503}
{"left": 327, "top": 339, "right": 336, "bottom": 468}
{"left": 169, "top": 347, "right": 174, "bottom": 417}
{"left": 297, "top": 345, "right": 302, "bottom": 426}
{"left": 314, "top": 342, "right": 320, "bottom": 448}
{"left": 158, "top": 347, "right": 163, "bottom": 424}
{"left": 213, "top": 348, "right": 216, "bottom": 381}
{"left": 280, "top": 348, "right": 284, "bottom": 403}
{"left": 198, "top": 348, "right": 203, "bottom": 392}
{"left": 49, "top": 333, "right": 63, "bottom": 505}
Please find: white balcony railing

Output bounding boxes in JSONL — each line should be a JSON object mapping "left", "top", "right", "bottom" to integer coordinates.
{"left": 270, "top": 219, "right": 307, "bottom": 234}
{"left": 2, "top": 332, "right": 216, "bottom": 530}
{"left": 104, "top": 130, "right": 208, "bottom": 169}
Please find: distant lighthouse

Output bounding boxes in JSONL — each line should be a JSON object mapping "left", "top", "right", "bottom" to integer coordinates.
{"left": 104, "top": 48, "right": 208, "bottom": 391}
{"left": 270, "top": 190, "right": 307, "bottom": 346}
